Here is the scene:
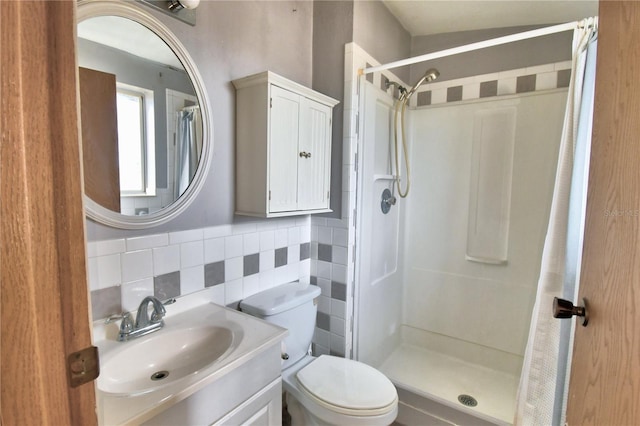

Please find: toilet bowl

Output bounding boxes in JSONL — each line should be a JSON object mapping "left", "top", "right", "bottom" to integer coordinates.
{"left": 282, "top": 355, "right": 398, "bottom": 426}
{"left": 239, "top": 281, "right": 398, "bottom": 426}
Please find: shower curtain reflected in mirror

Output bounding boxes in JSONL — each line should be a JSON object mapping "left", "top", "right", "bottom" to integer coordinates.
{"left": 174, "top": 105, "right": 202, "bottom": 199}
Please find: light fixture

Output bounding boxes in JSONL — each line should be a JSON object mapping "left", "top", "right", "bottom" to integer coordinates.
{"left": 168, "top": 0, "right": 200, "bottom": 11}
{"left": 137, "top": 0, "right": 198, "bottom": 26}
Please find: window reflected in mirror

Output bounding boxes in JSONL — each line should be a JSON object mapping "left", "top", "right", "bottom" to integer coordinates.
{"left": 77, "top": 15, "right": 202, "bottom": 217}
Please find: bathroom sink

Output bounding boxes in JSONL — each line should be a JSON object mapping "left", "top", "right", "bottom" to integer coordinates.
{"left": 98, "top": 325, "right": 235, "bottom": 395}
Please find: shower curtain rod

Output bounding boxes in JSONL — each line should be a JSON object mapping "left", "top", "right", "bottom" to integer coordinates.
{"left": 359, "top": 20, "right": 587, "bottom": 76}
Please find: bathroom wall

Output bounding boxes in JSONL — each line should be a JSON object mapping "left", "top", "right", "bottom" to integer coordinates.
{"left": 83, "top": 0, "right": 582, "bottom": 357}
{"left": 353, "top": 0, "right": 412, "bottom": 83}
{"left": 307, "top": 1, "right": 412, "bottom": 357}
{"left": 85, "top": 1, "right": 318, "bottom": 319}
{"left": 409, "top": 25, "right": 574, "bottom": 84}
{"left": 86, "top": 0, "right": 314, "bottom": 241}
{"left": 88, "top": 218, "right": 311, "bottom": 320}
{"left": 312, "top": 0, "right": 354, "bottom": 221}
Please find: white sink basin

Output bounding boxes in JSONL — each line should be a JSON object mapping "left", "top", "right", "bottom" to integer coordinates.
{"left": 98, "top": 325, "right": 235, "bottom": 395}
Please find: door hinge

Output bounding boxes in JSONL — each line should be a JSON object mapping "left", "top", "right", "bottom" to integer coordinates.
{"left": 269, "top": 190, "right": 271, "bottom": 201}
{"left": 68, "top": 346, "right": 100, "bottom": 387}
{"left": 327, "top": 191, "right": 330, "bottom": 200}
{"left": 270, "top": 97, "right": 273, "bottom": 108}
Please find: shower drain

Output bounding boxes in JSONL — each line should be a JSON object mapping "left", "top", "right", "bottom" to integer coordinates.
{"left": 458, "top": 394, "right": 478, "bottom": 407}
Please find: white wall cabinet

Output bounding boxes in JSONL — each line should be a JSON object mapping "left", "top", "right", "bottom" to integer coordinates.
{"left": 233, "top": 71, "right": 339, "bottom": 217}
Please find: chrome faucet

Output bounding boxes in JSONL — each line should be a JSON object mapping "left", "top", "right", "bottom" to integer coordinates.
{"left": 107, "top": 296, "right": 171, "bottom": 342}
{"left": 135, "top": 295, "right": 166, "bottom": 330}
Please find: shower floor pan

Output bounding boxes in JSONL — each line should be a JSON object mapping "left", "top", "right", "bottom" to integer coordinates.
{"left": 380, "top": 344, "right": 519, "bottom": 425}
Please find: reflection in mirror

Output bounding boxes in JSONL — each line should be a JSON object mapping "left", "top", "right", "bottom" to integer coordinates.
{"left": 78, "top": 16, "right": 202, "bottom": 216}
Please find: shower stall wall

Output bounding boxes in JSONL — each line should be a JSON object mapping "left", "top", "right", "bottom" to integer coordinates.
{"left": 354, "top": 61, "right": 568, "bottom": 424}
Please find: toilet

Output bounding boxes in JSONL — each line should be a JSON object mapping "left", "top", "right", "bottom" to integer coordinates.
{"left": 239, "top": 281, "right": 398, "bottom": 426}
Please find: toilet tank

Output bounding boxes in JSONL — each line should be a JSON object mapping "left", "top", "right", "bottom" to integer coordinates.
{"left": 240, "top": 282, "right": 321, "bottom": 369}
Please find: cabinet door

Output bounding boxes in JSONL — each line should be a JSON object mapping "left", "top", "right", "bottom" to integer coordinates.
{"left": 269, "top": 85, "right": 300, "bottom": 212}
{"left": 298, "top": 97, "right": 331, "bottom": 210}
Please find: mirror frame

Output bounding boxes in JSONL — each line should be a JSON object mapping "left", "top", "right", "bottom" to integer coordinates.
{"left": 78, "top": 0, "right": 212, "bottom": 229}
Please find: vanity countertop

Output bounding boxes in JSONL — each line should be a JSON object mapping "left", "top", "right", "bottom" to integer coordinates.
{"left": 94, "top": 289, "right": 287, "bottom": 425}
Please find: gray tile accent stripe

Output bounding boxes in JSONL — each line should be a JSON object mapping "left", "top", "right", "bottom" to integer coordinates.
{"left": 331, "top": 281, "right": 346, "bottom": 301}
{"left": 275, "top": 247, "right": 288, "bottom": 268}
{"left": 300, "top": 242, "right": 310, "bottom": 260}
{"left": 243, "top": 253, "right": 260, "bottom": 276}
{"left": 516, "top": 74, "right": 536, "bottom": 93}
{"left": 154, "top": 271, "right": 180, "bottom": 300}
{"left": 317, "top": 312, "right": 331, "bottom": 331}
{"left": 205, "top": 261, "right": 225, "bottom": 287}
{"left": 310, "top": 275, "right": 317, "bottom": 285}
{"left": 91, "top": 286, "right": 121, "bottom": 321}
{"left": 557, "top": 69, "right": 571, "bottom": 88}
{"left": 318, "top": 243, "right": 332, "bottom": 262}
{"left": 398, "top": 65, "right": 572, "bottom": 107}
{"left": 446, "top": 86, "right": 463, "bottom": 102}
{"left": 417, "top": 91, "right": 431, "bottom": 106}
{"left": 480, "top": 80, "right": 498, "bottom": 98}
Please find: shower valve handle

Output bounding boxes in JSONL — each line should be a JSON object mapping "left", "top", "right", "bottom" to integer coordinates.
{"left": 553, "top": 297, "right": 589, "bottom": 327}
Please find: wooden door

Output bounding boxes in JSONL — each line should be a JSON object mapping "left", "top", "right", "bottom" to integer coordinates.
{"left": 566, "top": 2, "right": 640, "bottom": 424}
{"left": 79, "top": 66, "right": 121, "bottom": 212}
{"left": 1, "top": 1, "right": 97, "bottom": 425}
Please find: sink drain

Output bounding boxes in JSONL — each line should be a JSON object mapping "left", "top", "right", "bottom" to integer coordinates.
{"left": 150, "top": 370, "right": 169, "bottom": 381}
{"left": 458, "top": 394, "right": 478, "bottom": 407}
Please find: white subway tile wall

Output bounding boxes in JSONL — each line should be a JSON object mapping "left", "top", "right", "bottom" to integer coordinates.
{"left": 87, "top": 218, "right": 312, "bottom": 321}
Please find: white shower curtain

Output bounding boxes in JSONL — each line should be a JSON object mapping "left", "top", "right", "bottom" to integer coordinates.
{"left": 174, "top": 105, "right": 202, "bottom": 199}
{"left": 515, "top": 18, "right": 598, "bottom": 426}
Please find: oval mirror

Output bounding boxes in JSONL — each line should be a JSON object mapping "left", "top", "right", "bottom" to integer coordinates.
{"left": 77, "top": 0, "right": 212, "bottom": 229}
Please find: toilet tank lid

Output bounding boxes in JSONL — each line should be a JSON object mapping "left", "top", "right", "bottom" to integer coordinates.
{"left": 239, "top": 281, "right": 321, "bottom": 317}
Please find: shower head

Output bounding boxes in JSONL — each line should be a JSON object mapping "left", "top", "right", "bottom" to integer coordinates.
{"left": 406, "top": 68, "right": 440, "bottom": 98}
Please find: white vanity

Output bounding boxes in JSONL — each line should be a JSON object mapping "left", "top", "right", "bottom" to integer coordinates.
{"left": 94, "top": 290, "right": 287, "bottom": 425}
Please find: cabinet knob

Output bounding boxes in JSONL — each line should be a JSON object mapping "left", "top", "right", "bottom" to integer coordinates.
{"left": 299, "top": 151, "right": 311, "bottom": 158}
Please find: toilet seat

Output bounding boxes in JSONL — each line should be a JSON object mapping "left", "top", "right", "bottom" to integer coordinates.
{"left": 295, "top": 355, "right": 398, "bottom": 417}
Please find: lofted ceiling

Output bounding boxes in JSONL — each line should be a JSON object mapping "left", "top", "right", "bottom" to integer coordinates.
{"left": 382, "top": 0, "right": 599, "bottom": 37}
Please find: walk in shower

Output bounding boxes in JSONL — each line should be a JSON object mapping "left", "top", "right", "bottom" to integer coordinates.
{"left": 355, "top": 76, "right": 567, "bottom": 424}
{"left": 348, "top": 27, "right": 586, "bottom": 423}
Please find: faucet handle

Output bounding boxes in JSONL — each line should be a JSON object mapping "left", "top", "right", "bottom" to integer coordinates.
{"left": 150, "top": 305, "right": 166, "bottom": 323}
{"left": 120, "top": 312, "right": 134, "bottom": 333}
{"left": 105, "top": 312, "right": 129, "bottom": 324}
{"left": 106, "top": 312, "right": 134, "bottom": 333}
